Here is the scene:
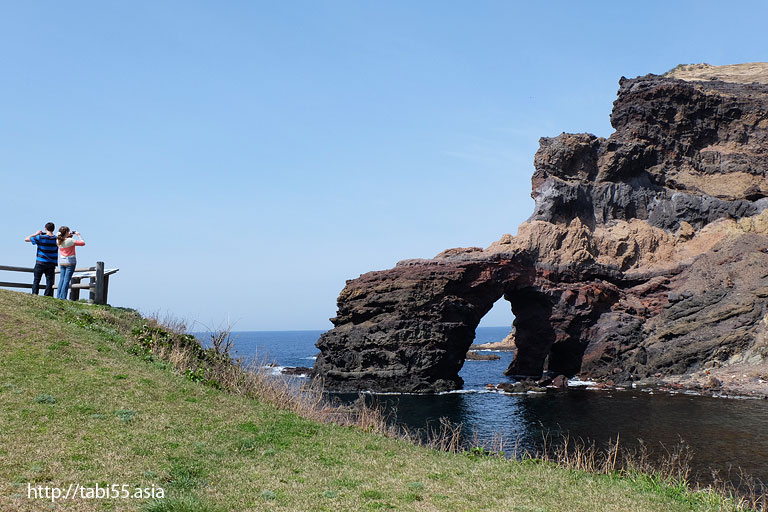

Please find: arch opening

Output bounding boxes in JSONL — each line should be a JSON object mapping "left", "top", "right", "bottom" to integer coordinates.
{"left": 457, "top": 285, "right": 563, "bottom": 386}
{"left": 471, "top": 297, "right": 516, "bottom": 351}
{"left": 459, "top": 296, "right": 518, "bottom": 374}
{"left": 453, "top": 286, "right": 560, "bottom": 386}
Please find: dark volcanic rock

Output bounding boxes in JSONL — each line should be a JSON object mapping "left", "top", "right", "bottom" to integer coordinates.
{"left": 465, "top": 351, "right": 501, "bottom": 361}
{"left": 531, "top": 76, "right": 768, "bottom": 231}
{"left": 314, "top": 65, "right": 768, "bottom": 393}
{"left": 281, "top": 366, "right": 312, "bottom": 376}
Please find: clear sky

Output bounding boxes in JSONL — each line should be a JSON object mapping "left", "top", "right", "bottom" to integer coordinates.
{"left": 2, "top": 1, "right": 766, "bottom": 330}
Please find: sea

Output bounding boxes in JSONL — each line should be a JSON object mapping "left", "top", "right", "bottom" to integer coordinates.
{"left": 200, "top": 327, "right": 768, "bottom": 488}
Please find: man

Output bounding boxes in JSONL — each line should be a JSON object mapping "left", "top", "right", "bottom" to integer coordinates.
{"left": 25, "top": 222, "right": 58, "bottom": 296}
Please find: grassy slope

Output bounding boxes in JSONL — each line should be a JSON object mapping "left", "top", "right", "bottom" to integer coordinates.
{"left": 0, "top": 290, "right": 732, "bottom": 511}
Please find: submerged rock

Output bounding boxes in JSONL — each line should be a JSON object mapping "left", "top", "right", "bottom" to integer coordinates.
{"left": 314, "top": 63, "right": 768, "bottom": 393}
{"left": 494, "top": 381, "right": 549, "bottom": 393}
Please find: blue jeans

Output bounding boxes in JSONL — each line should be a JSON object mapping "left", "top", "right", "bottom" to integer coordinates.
{"left": 32, "top": 263, "right": 56, "bottom": 296}
{"left": 57, "top": 265, "right": 76, "bottom": 300}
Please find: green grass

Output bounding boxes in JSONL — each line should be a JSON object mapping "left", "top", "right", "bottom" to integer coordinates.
{"left": 0, "top": 289, "right": 747, "bottom": 511}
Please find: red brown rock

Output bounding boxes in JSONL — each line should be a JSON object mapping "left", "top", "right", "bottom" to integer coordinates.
{"left": 552, "top": 375, "right": 569, "bottom": 389}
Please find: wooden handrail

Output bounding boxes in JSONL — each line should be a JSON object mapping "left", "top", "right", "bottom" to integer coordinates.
{"left": 0, "top": 265, "right": 37, "bottom": 273}
{"left": 0, "top": 265, "right": 95, "bottom": 274}
{"left": 0, "top": 282, "right": 92, "bottom": 290}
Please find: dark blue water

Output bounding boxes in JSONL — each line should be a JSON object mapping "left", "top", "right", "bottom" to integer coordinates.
{"left": 212, "top": 328, "right": 768, "bottom": 486}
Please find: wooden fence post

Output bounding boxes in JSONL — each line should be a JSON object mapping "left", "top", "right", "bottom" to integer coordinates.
{"left": 94, "top": 261, "right": 105, "bottom": 305}
{"left": 70, "top": 276, "right": 81, "bottom": 301}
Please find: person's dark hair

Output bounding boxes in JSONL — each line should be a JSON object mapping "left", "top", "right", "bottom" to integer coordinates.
{"left": 57, "top": 226, "right": 70, "bottom": 246}
{"left": 45, "top": 222, "right": 55, "bottom": 233}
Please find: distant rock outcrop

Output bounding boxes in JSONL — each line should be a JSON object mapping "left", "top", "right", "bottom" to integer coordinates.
{"left": 313, "top": 63, "right": 768, "bottom": 393}
{"left": 471, "top": 329, "right": 516, "bottom": 351}
{"left": 465, "top": 351, "right": 500, "bottom": 361}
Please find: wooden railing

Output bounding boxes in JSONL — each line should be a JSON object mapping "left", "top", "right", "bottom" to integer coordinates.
{"left": 0, "top": 261, "right": 119, "bottom": 305}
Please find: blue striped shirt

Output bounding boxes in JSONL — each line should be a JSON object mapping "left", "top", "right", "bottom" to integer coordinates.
{"left": 31, "top": 235, "right": 59, "bottom": 264}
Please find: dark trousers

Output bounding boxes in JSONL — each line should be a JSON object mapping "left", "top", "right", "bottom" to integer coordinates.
{"left": 32, "top": 262, "right": 57, "bottom": 296}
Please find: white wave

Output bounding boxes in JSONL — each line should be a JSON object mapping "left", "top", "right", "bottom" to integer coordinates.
{"left": 359, "top": 388, "right": 496, "bottom": 396}
{"left": 437, "top": 389, "right": 495, "bottom": 395}
{"left": 712, "top": 393, "right": 761, "bottom": 400}
{"left": 262, "top": 365, "right": 284, "bottom": 376}
{"left": 567, "top": 378, "right": 600, "bottom": 387}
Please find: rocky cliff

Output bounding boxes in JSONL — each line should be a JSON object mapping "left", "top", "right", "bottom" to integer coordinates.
{"left": 313, "top": 63, "right": 768, "bottom": 393}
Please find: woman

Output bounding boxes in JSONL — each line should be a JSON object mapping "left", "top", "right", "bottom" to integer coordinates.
{"left": 56, "top": 226, "right": 85, "bottom": 300}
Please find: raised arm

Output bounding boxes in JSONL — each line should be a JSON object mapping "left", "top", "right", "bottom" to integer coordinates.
{"left": 25, "top": 230, "right": 42, "bottom": 243}
{"left": 74, "top": 232, "right": 85, "bottom": 246}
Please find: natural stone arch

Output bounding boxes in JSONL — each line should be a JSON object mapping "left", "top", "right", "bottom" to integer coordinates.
{"left": 313, "top": 255, "right": 620, "bottom": 392}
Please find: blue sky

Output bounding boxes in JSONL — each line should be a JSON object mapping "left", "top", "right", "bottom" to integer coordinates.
{"left": 2, "top": 1, "right": 766, "bottom": 330}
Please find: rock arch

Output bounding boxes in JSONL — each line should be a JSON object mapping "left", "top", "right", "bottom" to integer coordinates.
{"left": 313, "top": 255, "right": 620, "bottom": 392}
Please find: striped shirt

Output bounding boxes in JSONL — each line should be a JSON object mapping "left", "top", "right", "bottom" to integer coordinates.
{"left": 30, "top": 234, "right": 58, "bottom": 264}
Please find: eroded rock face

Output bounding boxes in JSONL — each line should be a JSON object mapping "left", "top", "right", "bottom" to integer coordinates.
{"left": 314, "top": 64, "right": 768, "bottom": 392}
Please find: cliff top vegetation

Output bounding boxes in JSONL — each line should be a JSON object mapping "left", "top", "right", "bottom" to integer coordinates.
{"left": 665, "top": 62, "right": 768, "bottom": 84}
